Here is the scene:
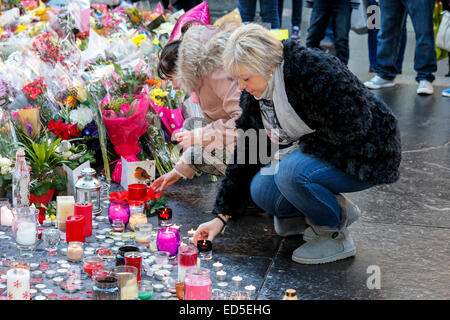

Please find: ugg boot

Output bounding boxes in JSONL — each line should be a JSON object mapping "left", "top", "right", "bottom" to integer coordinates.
{"left": 273, "top": 216, "right": 308, "bottom": 237}
{"left": 303, "top": 193, "right": 360, "bottom": 242}
{"left": 292, "top": 226, "right": 356, "bottom": 264}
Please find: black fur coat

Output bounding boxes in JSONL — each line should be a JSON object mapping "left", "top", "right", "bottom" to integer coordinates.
{"left": 213, "top": 40, "right": 402, "bottom": 219}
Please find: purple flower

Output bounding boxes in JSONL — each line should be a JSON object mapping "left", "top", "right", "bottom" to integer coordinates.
{"left": 25, "top": 120, "right": 33, "bottom": 137}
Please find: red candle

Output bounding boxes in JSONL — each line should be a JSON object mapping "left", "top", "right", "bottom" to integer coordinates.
{"left": 128, "top": 184, "right": 147, "bottom": 201}
{"left": 124, "top": 252, "right": 142, "bottom": 281}
{"left": 83, "top": 261, "right": 104, "bottom": 276}
{"left": 74, "top": 202, "right": 92, "bottom": 237}
{"left": 66, "top": 215, "right": 85, "bottom": 243}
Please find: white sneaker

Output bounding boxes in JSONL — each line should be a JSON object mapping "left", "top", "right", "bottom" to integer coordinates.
{"left": 441, "top": 88, "right": 450, "bottom": 97}
{"left": 364, "top": 75, "right": 395, "bottom": 89}
{"left": 417, "top": 80, "right": 434, "bottom": 95}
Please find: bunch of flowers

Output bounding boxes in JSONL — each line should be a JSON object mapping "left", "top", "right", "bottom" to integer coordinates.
{"left": 0, "top": 79, "right": 15, "bottom": 110}
{"left": 126, "top": 7, "right": 143, "bottom": 27}
{"left": 0, "top": 155, "right": 12, "bottom": 196}
{"left": 48, "top": 120, "right": 80, "bottom": 140}
{"left": 23, "top": 77, "right": 47, "bottom": 101}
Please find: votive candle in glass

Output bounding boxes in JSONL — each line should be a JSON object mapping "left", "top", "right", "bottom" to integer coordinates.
{"left": 197, "top": 240, "right": 212, "bottom": 261}
{"left": 83, "top": 256, "right": 104, "bottom": 276}
{"left": 67, "top": 242, "right": 84, "bottom": 262}
{"left": 157, "top": 207, "right": 172, "bottom": 227}
{"left": 115, "top": 245, "right": 139, "bottom": 266}
{"left": 184, "top": 267, "right": 211, "bottom": 300}
{"left": 134, "top": 223, "right": 152, "bottom": 245}
{"left": 108, "top": 200, "right": 130, "bottom": 227}
{"left": 178, "top": 245, "right": 198, "bottom": 283}
{"left": 127, "top": 184, "right": 147, "bottom": 201}
{"left": 124, "top": 251, "right": 142, "bottom": 282}
{"left": 128, "top": 200, "right": 147, "bottom": 231}
{"left": 7, "top": 266, "right": 31, "bottom": 300}
{"left": 156, "top": 227, "right": 180, "bottom": 257}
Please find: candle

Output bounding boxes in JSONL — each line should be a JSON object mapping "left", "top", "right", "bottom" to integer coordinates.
{"left": 83, "top": 256, "right": 104, "bottom": 276}
{"left": 56, "top": 196, "right": 75, "bottom": 231}
{"left": 232, "top": 275, "right": 243, "bottom": 288}
{"left": 153, "top": 283, "right": 164, "bottom": 292}
{"left": 134, "top": 223, "right": 152, "bottom": 244}
{"left": 154, "top": 269, "right": 171, "bottom": 281}
{"left": 111, "top": 219, "right": 125, "bottom": 232}
{"left": 212, "top": 261, "right": 223, "bottom": 272}
{"left": 115, "top": 245, "right": 139, "bottom": 266}
{"left": 67, "top": 242, "right": 84, "bottom": 262}
{"left": 157, "top": 207, "right": 172, "bottom": 227}
{"left": 128, "top": 184, "right": 147, "bottom": 201}
{"left": 124, "top": 252, "right": 142, "bottom": 282}
{"left": 187, "top": 228, "right": 196, "bottom": 237}
{"left": 184, "top": 267, "right": 211, "bottom": 300}
{"left": 156, "top": 227, "right": 180, "bottom": 257}
{"left": 74, "top": 202, "right": 92, "bottom": 237}
{"left": 7, "top": 267, "right": 31, "bottom": 300}
{"left": 1, "top": 206, "right": 13, "bottom": 226}
{"left": 108, "top": 200, "right": 130, "bottom": 227}
{"left": 178, "top": 245, "right": 198, "bottom": 283}
{"left": 197, "top": 240, "right": 212, "bottom": 261}
{"left": 216, "top": 270, "right": 227, "bottom": 281}
{"left": 245, "top": 284, "right": 256, "bottom": 296}
{"left": 16, "top": 221, "right": 37, "bottom": 247}
{"left": 66, "top": 215, "right": 85, "bottom": 243}
{"left": 128, "top": 214, "right": 148, "bottom": 231}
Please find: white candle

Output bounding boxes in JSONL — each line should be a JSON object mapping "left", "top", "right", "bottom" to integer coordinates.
{"left": 213, "top": 261, "right": 223, "bottom": 272}
{"left": 245, "top": 284, "right": 256, "bottom": 296}
{"left": 232, "top": 275, "right": 243, "bottom": 287}
{"left": 56, "top": 196, "right": 74, "bottom": 231}
{"left": 16, "top": 222, "right": 36, "bottom": 246}
{"left": 187, "top": 228, "right": 195, "bottom": 237}
{"left": 216, "top": 270, "right": 227, "bottom": 281}
{"left": 7, "top": 268, "right": 31, "bottom": 300}
{"left": 1, "top": 207, "right": 13, "bottom": 226}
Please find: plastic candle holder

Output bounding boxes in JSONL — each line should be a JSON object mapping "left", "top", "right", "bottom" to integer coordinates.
{"left": 108, "top": 200, "right": 130, "bottom": 227}
{"left": 156, "top": 227, "right": 180, "bottom": 257}
{"left": 157, "top": 207, "right": 173, "bottom": 227}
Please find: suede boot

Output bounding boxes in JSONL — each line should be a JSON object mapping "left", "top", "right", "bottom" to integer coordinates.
{"left": 273, "top": 216, "right": 308, "bottom": 237}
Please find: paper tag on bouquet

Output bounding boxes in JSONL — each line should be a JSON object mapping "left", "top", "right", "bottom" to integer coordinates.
{"left": 120, "top": 157, "right": 156, "bottom": 190}
{"left": 270, "top": 29, "right": 289, "bottom": 40}
{"left": 63, "top": 161, "right": 91, "bottom": 196}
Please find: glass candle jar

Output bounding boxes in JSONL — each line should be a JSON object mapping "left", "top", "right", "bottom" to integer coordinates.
{"left": 111, "top": 219, "right": 125, "bottom": 232}
{"left": 7, "top": 264, "right": 31, "bottom": 300}
{"left": 115, "top": 245, "right": 139, "bottom": 266}
{"left": 138, "top": 280, "right": 153, "bottom": 300}
{"left": 178, "top": 245, "right": 198, "bottom": 283}
{"left": 184, "top": 267, "right": 212, "bottom": 300}
{"left": 157, "top": 207, "right": 173, "bottom": 227}
{"left": 92, "top": 274, "right": 120, "bottom": 300}
{"left": 128, "top": 200, "right": 147, "bottom": 231}
{"left": 127, "top": 184, "right": 147, "bottom": 201}
{"left": 154, "top": 251, "right": 170, "bottom": 265}
{"left": 41, "top": 228, "right": 60, "bottom": 252}
{"left": 108, "top": 200, "right": 130, "bottom": 227}
{"left": 134, "top": 223, "right": 152, "bottom": 245}
{"left": 197, "top": 239, "right": 212, "bottom": 261}
{"left": 156, "top": 227, "right": 180, "bottom": 257}
{"left": 111, "top": 265, "right": 138, "bottom": 300}
{"left": 124, "top": 251, "right": 142, "bottom": 282}
{"left": 83, "top": 256, "right": 104, "bottom": 276}
{"left": 12, "top": 207, "right": 37, "bottom": 252}
{"left": 67, "top": 242, "right": 84, "bottom": 262}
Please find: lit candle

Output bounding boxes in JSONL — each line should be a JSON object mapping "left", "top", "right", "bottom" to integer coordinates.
{"left": 65, "top": 215, "right": 85, "bottom": 243}
{"left": 178, "top": 245, "right": 198, "bottom": 283}
{"left": 74, "top": 202, "right": 92, "bottom": 237}
{"left": 232, "top": 275, "right": 243, "bottom": 288}
{"left": 128, "top": 200, "right": 147, "bottom": 231}
{"left": 156, "top": 227, "right": 180, "bottom": 257}
{"left": 212, "top": 261, "right": 223, "bottom": 272}
{"left": 56, "top": 196, "right": 75, "bottom": 231}
{"left": 1, "top": 206, "right": 13, "bottom": 226}
{"left": 108, "top": 200, "right": 130, "bottom": 227}
{"left": 216, "top": 270, "right": 227, "bottom": 281}
{"left": 187, "top": 228, "right": 196, "bottom": 237}
{"left": 7, "top": 267, "right": 31, "bottom": 300}
{"left": 157, "top": 207, "right": 173, "bottom": 227}
{"left": 245, "top": 284, "right": 256, "bottom": 296}
{"left": 197, "top": 240, "right": 212, "bottom": 261}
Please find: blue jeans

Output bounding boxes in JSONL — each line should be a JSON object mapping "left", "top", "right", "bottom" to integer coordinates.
{"left": 238, "top": 0, "right": 281, "bottom": 29}
{"left": 376, "top": 0, "right": 437, "bottom": 82}
{"left": 368, "top": 0, "right": 407, "bottom": 71}
{"left": 278, "top": 0, "right": 303, "bottom": 28}
{"left": 250, "top": 150, "right": 373, "bottom": 229}
{"left": 306, "top": 0, "right": 352, "bottom": 64}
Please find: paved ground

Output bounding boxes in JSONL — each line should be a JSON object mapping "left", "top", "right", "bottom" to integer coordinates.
{"left": 145, "top": 0, "right": 449, "bottom": 300}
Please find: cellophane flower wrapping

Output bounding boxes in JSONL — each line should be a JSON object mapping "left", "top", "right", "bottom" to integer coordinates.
{"left": 168, "top": 1, "right": 211, "bottom": 42}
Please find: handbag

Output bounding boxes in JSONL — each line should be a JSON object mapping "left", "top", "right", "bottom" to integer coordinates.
{"left": 436, "top": 10, "right": 450, "bottom": 52}
{"left": 351, "top": 0, "right": 368, "bottom": 35}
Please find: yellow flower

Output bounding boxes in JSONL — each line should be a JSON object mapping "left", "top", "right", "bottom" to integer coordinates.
{"left": 16, "top": 25, "right": 27, "bottom": 34}
{"left": 150, "top": 88, "right": 167, "bottom": 106}
{"left": 132, "top": 34, "right": 146, "bottom": 47}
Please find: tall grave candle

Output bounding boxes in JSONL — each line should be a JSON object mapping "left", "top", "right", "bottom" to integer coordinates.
{"left": 57, "top": 196, "right": 75, "bottom": 231}
{"left": 74, "top": 202, "right": 92, "bottom": 237}
{"left": 7, "top": 267, "right": 31, "bottom": 300}
{"left": 66, "top": 215, "right": 85, "bottom": 243}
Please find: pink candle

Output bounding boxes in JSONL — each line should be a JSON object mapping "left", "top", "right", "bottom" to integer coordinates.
{"left": 178, "top": 245, "right": 198, "bottom": 283}
{"left": 184, "top": 267, "right": 211, "bottom": 300}
{"left": 156, "top": 227, "right": 180, "bottom": 257}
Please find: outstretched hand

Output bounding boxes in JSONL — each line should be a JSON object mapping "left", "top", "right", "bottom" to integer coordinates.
{"left": 150, "top": 170, "right": 182, "bottom": 192}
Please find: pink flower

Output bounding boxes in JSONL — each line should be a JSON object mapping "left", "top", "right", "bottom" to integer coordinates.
{"left": 120, "top": 103, "right": 130, "bottom": 114}
{"left": 102, "top": 110, "right": 117, "bottom": 119}
{"left": 101, "top": 94, "right": 112, "bottom": 106}
{"left": 11, "top": 111, "right": 19, "bottom": 119}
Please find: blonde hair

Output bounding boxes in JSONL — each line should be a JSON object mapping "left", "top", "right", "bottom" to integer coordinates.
{"left": 223, "top": 23, "right": 284, "bottom": 79}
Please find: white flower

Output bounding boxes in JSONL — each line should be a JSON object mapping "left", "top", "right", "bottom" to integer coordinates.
{"left": 69, "top": 106, "right": 94, "bottom": 128}
{"left": 0, "top": 157, "right": 11, "bottom": 167}
{"left": 1, "top": 166, "right": 10, "bottom": 175}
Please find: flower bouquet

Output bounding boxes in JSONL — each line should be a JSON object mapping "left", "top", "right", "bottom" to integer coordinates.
{"left": 0, "top": 155, "right": 13, "bottom": 198}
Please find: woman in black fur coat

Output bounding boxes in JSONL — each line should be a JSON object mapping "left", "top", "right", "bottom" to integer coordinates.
{"left": 193, "top": 23, "right": 402, "bottom": 264}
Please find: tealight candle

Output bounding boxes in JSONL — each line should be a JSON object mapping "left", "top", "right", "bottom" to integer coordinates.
{"left": 153, "top": 283, "right": 165, "bottom": 292}
{"left": 45, "top": 270, "right": 56, "bottom": 278}
{"left": 217, "top": 282, "right": 228, "bottom": 288}
{"left": 187, "top": 228, "right": 196, "bottom": 237}
{"left": 52, "top": 277, "right": 64, "bottom": 284}
{"left": 35, "top": 295, "right": 46, "bottom": 300}
{"left": 216, "top": 270, "right": 227, "bottom": 281}
{"left": 245, "top": 284, "right": 256, "bottom": 296}
{"left": 232, "top": 275, "right": 243, "bottom": 288}
{"left": 212, "top": 261, "right": 223, "bottom": 272}
{"left": 154, "top": 269, "right": 171, "bottom": 281}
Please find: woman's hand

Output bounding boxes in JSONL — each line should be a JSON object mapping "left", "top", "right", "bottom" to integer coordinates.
{"left": 174, "top": 130, "right": 196, "bottom": 149}
{"left": 193, "top": 218, "right": 225, "bottom": 244}
{"left": 150, "top": 170, "right": 182, "bottom": 192}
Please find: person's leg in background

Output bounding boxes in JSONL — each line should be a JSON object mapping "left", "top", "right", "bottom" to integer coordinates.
{"left": 330, "top": 0, "right": 351, "bottom": 65}
{"left": 238, "top": 0, "right": 257, "bottom": 24}
{"left": 291, "top": 0, "right": 303, "bottom": 40}
{"left": 260, "top": 0, "right": 281, "bottom": 28}
{"left": 403, "top": 0, "right": 437, "bottom": 95}
{"left": 306, "top": 0, "right": 332, "bottom": 50}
